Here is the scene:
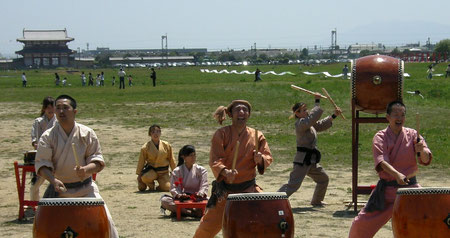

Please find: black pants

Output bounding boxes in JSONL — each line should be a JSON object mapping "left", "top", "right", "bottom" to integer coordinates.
{"left": 119, "top": 77, "right": 125, "bottom": 89}
{"left": 152, "top": 78, "right": 156, "bottom": 87}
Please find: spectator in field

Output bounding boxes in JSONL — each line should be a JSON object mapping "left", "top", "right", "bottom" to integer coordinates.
{"left": 54, "top": 73, "right": 60, "bottom": 86}
{"left": 427, "top": 65, "right": 434, "bottom": 79}
{"left": 118, "top": 68, "right": 126, "bottom": 89}
{"left": 342, "top": 64, "right": 349, "bottom": 79}
{"left": 112, "top": 76, "right": 116, "bottom": 86}
{"left": 151, "top": 68, "right": 157, "bottom": 87}
{"left": 128, "top": 75, "right": 133, "bottom": 87}
{"left": 160, "top": 145, "right": 208, "bottom": 217}
{"left": 96, "top": 74, "right": 101, "bottom": 86}
{"left": 62, "top": 77, "right": 67, "bottom": 86}
{"left": 254, "top": 68, "right": 262, "bottom": 82}
{"left": 100, "top": 71, "right": 105, "bottom": 86}
{"left": 88, "top": 72, "right": 94, "bottom": 86}
{"left": 81, "top": 72, "right": 86, "bottom": 86}
{"left": 446, "top": 64, "right": 450, "bottom": 78}
{"left": 30, "top": 96, "right": 57, "bottom": 201}
{"left": 136, "top": 125, "right": 176, "bottom": 192}
{"left": 348, "top": 101, "right": 432, "bottom": 238}
{"left": 22, "top": 72, "right": 27, "bottom": 87}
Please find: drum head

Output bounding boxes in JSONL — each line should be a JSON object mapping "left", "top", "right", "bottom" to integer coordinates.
{"left": 38, "top": 197, "right": 105, "bottom": 206}
{"left": 227, "top": 192, "right": 288, "bottom": 201}
{"left": 396, "top": 187, "right": 450, "bottom": 195}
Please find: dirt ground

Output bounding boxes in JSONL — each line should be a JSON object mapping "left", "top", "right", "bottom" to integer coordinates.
{"left": 0, "top": 102, "right": 447, "bottom": 238}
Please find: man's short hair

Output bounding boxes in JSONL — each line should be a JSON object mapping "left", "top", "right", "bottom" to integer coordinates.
{"left": 386, "top": 100, "right": 405, "bottom": 115}
{"left": 148, "top": 124, "right": 161, "bottom": 136}
{"left": 56, "top": 94, "right": 77, "bottom": 109}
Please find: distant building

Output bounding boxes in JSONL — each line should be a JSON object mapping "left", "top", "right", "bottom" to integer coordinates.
{"left": 16, "top": 29, "right": 74, "bottom": 67}
{"left": 348, "top": 43, "right": 385, "bottom": 54}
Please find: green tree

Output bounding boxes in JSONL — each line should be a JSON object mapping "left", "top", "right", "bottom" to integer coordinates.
{"left": 95, "top": 53, "right": 111, "bottom": 67}
{"left": 391, "top": 47, "right": 401, "bottom": 56}
{"left": 301, "top": 48, "right": 309, "bottom": 59}
{"left": 359, "top": 50, "right": 372, "bottom": 57}
{"left": 434, "top": 39, "right": 450, "bottom": 57}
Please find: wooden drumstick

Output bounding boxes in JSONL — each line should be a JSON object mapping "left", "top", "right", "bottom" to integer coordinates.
{"left": 416, "top": 113, "right": 420, "bottom": 157}
{"left": 71, "top": 143, "right": 80, "bottom": 167}
{"left": 291, "top": 85, "right": 327, "bottom": 99}
{"left": 254, "top": 130, "right": 259, "bottom": 152}
{"left": 232, "top": 141, "right": 240, "bottom": 170}
{"left": 321, "top": 88, "right": 346, "bottom": 120}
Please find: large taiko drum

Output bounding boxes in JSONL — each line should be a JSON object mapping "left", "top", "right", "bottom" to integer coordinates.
{"left": 33, "top": 198, "right": 109, "bottom": 238}
{"left": 222, "top": 192, "right": 294, "bottom": 238}
{"left": 392, "top": 187, "right": 450, "bottom": 238}
{"left": 351, "top": 54, "right": 404, "bottom": 114}
{"left": 24, "top": 150, "right": 37, "bottom": 165}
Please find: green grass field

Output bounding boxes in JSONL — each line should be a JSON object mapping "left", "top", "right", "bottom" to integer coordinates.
{"left": 1, "top": 62, "right": 449, "bottom": 168}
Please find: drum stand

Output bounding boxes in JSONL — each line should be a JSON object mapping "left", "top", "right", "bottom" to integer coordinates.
{"left": 351, "top": 99, "right": 387, "bottom": 212}
{"left": 14, "top": 161, "right": 38, "bottom": 220}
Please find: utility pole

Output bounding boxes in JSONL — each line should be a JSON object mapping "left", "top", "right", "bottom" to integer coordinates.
{"left": 161, "top": 34, "right": 168, "bottom": 66}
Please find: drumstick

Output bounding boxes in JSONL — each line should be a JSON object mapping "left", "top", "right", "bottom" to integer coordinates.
{"left": 71, "top": 143, "right": 80, "bottom": 167}
{"left": 321, "top": 88, "right": 346, "bottom": 120}
{"left": 232, "top": 141, "right": 240, "bottom": 170}
{"left": 254, "top": 130, "right": 259, "bottom": 153}
{"left": 291, "top": 85, "right": 327, "bottom": 99}
{"left": 416, "top": 113, "right": 420, "bottom": 157}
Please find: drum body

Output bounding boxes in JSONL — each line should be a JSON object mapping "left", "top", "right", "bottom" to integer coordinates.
{"left": 223, "top": 192, "right": 294, "bottom": 238}
{"left": 33, "top": 198, "right": 109, "bottom": 238}
{"left": 392, "top": 187, "right": 450, "bottom": 238}
{"left": 351, "top": 55, "right": 404, "bottom": 114}
{"left": 24, "top": 150, "right": 37, "bottom": 165}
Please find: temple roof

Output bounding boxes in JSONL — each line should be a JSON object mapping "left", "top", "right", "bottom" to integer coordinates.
{"left": 16, "top": 48, "right": 74, "bottom": 54}
{"left": 17, "top": 29, "right": 74, "bottom": 42}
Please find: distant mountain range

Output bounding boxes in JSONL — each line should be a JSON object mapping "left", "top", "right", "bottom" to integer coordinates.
{"left": 339, "top": 21, "right": 450, "bottom": 46}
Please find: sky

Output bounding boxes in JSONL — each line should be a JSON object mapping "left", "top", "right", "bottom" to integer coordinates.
{"left": 1, "top": 0, "right": 449, "bottom": 57}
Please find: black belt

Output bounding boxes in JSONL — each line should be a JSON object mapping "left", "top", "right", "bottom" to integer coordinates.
{"left": 296, "top": 147, "right": 321, "bottom": 165}
{"left": 207, "top": 179, "right": 256, "bottom": 208}
{"left": 43, "top": 177, "right": 93, "bottom": 198}
{"left": 141, "top": 164, "right": 169, "bottom": 174}
{"left": 365, "top": 176, "right": 417, "bottom": 212}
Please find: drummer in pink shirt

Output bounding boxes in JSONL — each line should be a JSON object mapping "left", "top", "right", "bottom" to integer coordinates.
{"left": 349, "top": 101, "right": 432, "bottom": 238}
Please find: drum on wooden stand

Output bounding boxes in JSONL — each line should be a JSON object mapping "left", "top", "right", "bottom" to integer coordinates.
{"left": 223, "top": 192, "right": 294, "bottom": 238}
{"left": 392, "top": 187, "right": 450, "bottom": 238}
{"left": 351, "top": 54, "right": 404, "bottom": 114}
{"left": 33, "top": 198, "right": 109, "bottom": 238}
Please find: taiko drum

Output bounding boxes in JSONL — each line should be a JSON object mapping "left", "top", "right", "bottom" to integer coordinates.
{"left": 33, "top": 198, "right": 109, "bottom": 238}
{"left": 223, "top": 192, "right": 294, "bottom": 238}
{"left": 392, "top": 187, "right": 450, "bottom": 238}
{"left": 351, "top": 54, "right": 404, "bottom": 114}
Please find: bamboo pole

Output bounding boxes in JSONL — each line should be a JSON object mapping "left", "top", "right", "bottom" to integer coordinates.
{"left": 232, "top": 141, "right": 240, "bottom": 170}
{"left": 321, "top": 88, "right": 346, "bottom": 120}
{"left": 291, "top": 85, "right": 327, "bottom": 99}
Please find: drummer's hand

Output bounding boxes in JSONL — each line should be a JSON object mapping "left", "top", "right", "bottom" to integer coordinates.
{"left": 414, "top": 140, "right": 425, "bottom": 153}
{"left": 176, "top": 194, "right": 190, "bottom": 200}
{"left": 52, "top": 179, "right": 67, "bottom": 193}
{"left": 223, "top": 169, "right": 238, "bottom": 182}
{"left": 74, "top": 166, "right": 87, "bottom": 180}
{"left": 334, "top": 107, "right": 342, "bottom": 116}
{"left": 314, "top": 93, "right": 322, "bottom": 100}
{"left": 253, "top": 150, "right": 263, "bottom": 165}
{"left": 395, "top": 172, "right": 408, "bottom": 185}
